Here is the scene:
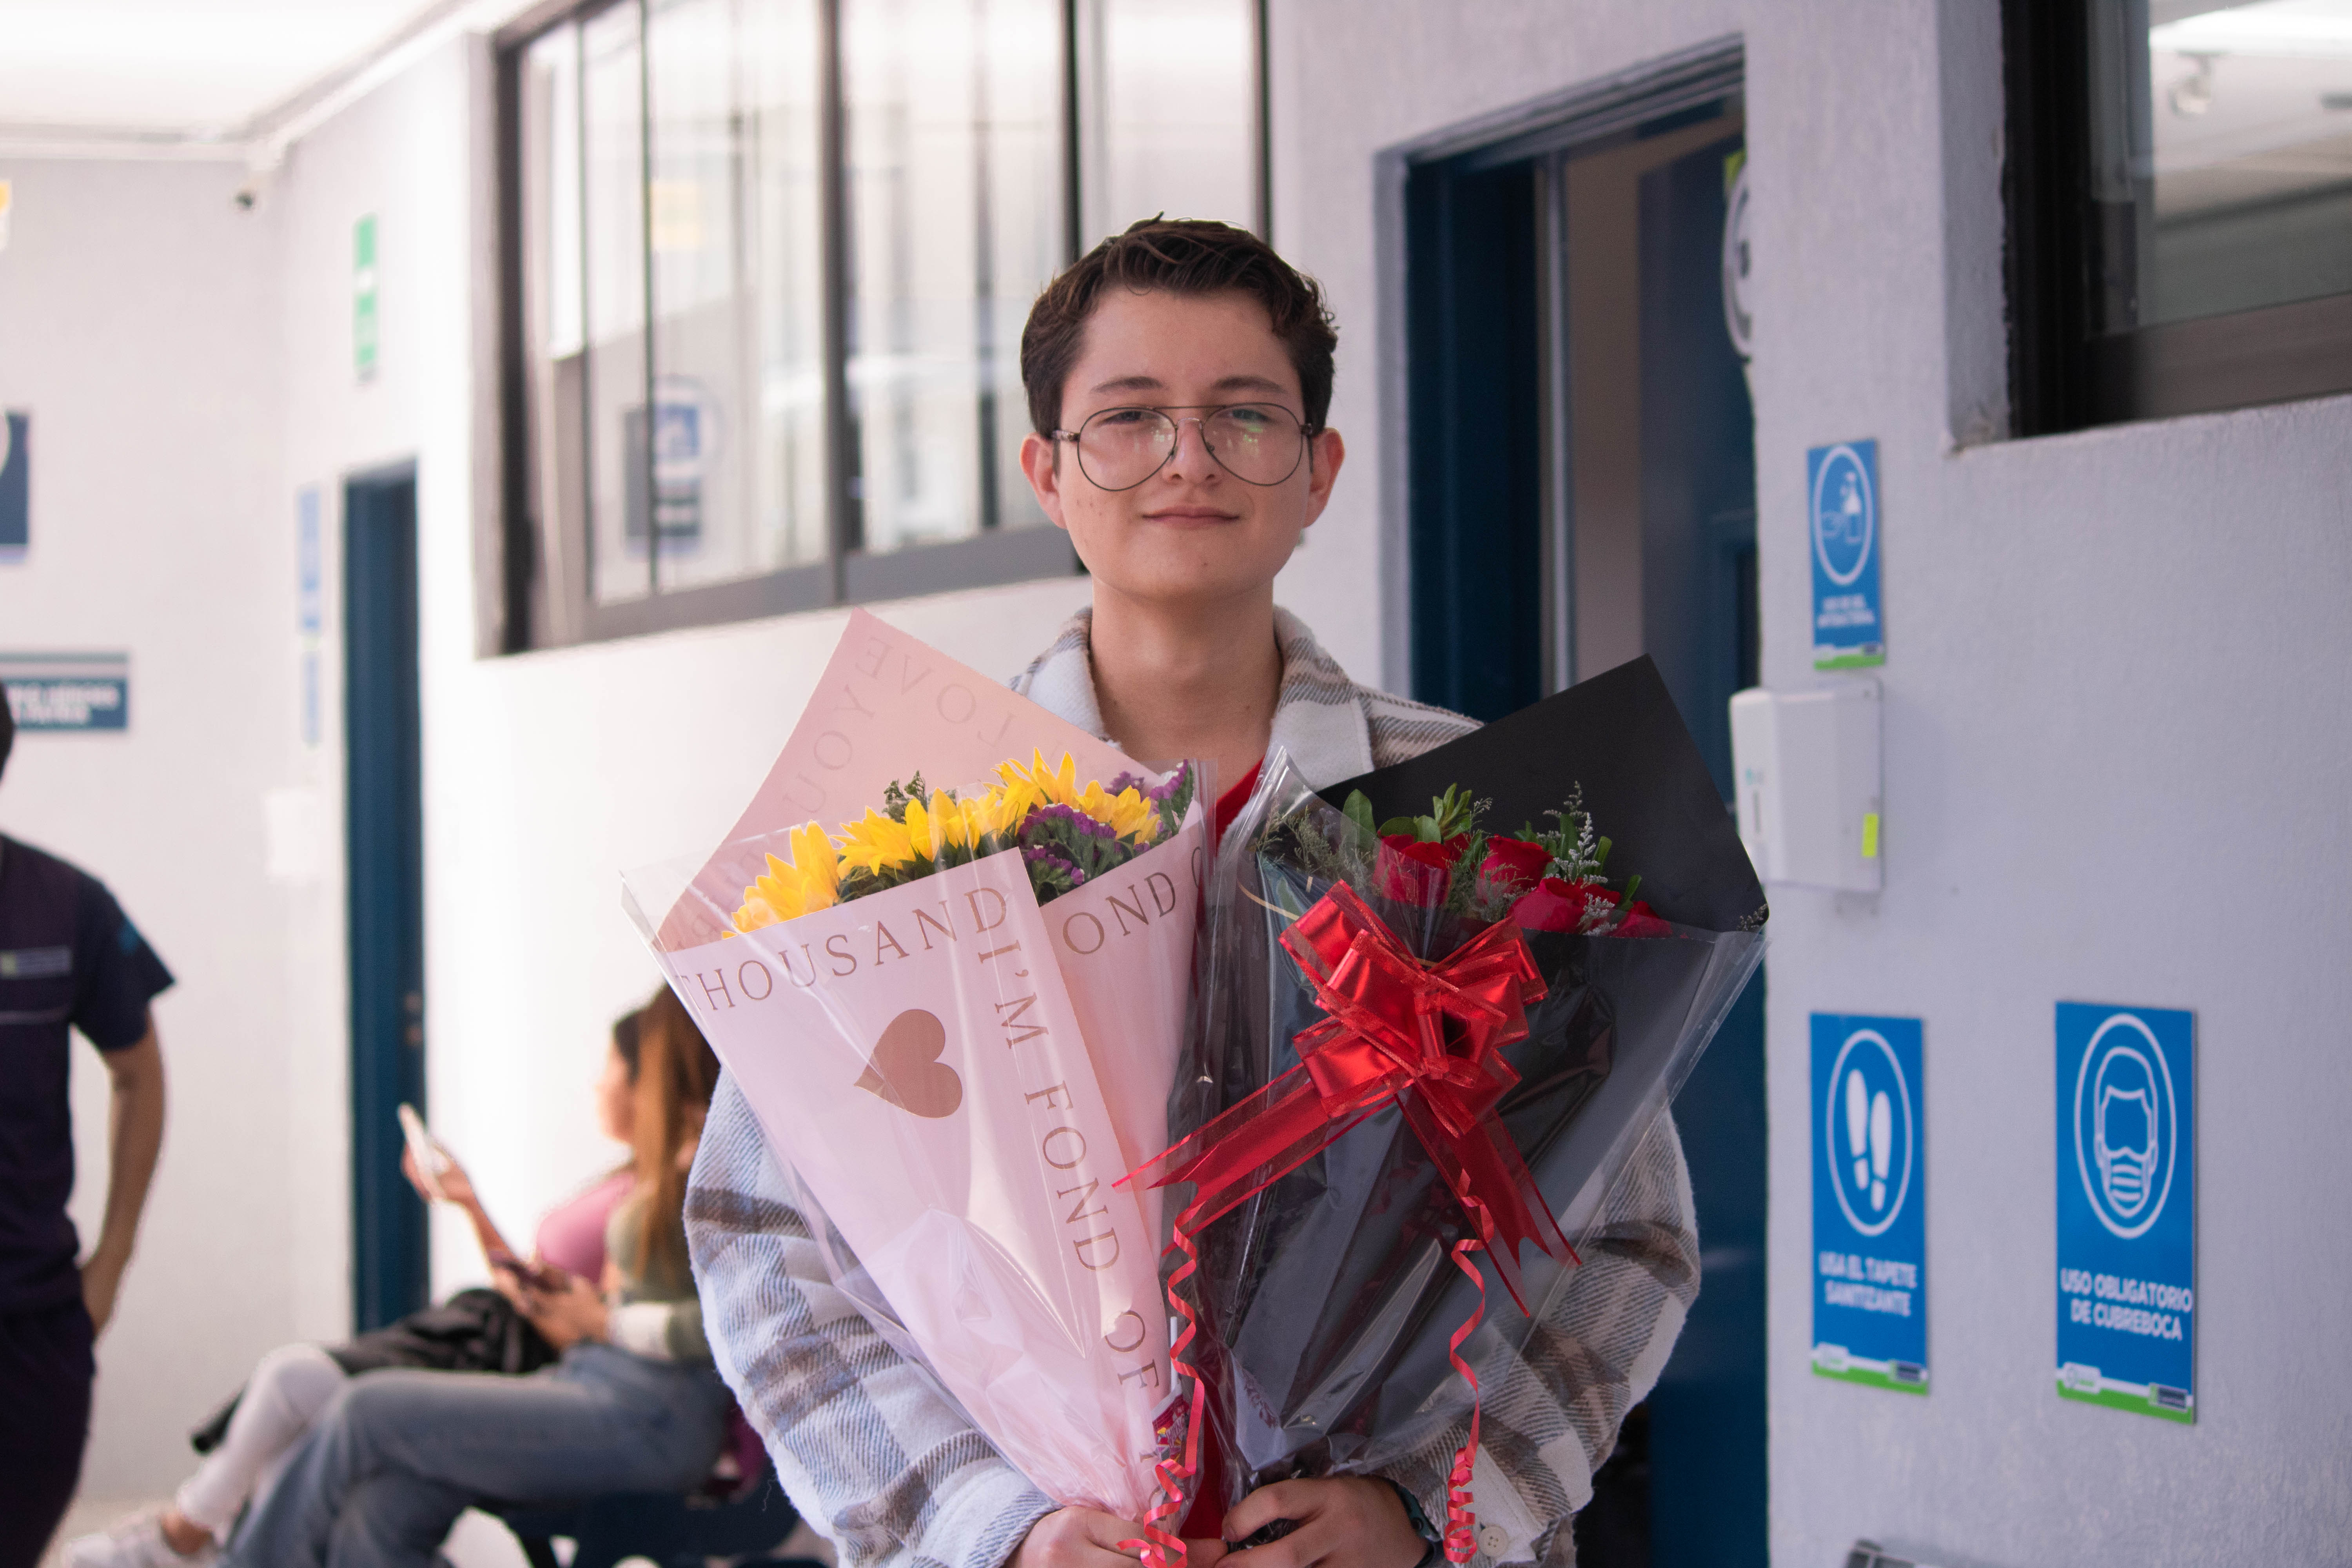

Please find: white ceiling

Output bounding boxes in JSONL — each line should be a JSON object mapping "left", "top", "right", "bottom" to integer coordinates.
{"left": 0, "top": 0, "right": 526, "bottom": 143}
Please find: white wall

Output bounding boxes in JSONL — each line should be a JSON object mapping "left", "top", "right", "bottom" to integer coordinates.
{"left": 1274, "top": 1, "right": 2352, "bottom": 1564}
{"left": 0, "top": 157, "right": 304, "bottom": 1495}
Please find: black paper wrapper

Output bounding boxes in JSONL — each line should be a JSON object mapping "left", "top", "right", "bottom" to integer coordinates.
{"left": 1165, "top": 657, "right": 1766, "bottom": 1507}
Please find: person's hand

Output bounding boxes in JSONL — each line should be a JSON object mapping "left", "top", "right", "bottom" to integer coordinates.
{"left": 1219, "top": 1479, "right": 1425, "bottom": 1568}
{"left": 517, "top": 1270, "right": 606, "bottom": 1350}
{"left": 80, "top": 1246, "right": 131, "bottom": 1338}
{"left": 401, "top": 1143, "right": 478, "bottom": 1209}
{"left": 1012, "top": 1507, "right": 1152, "bottom": 1568}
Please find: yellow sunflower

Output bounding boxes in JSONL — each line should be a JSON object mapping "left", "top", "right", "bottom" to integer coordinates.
{"left": 1073, "top": 779, "right": 1160, "bottom": 842}
{"left": 904, "top": 789, "right": 983, "bottom": 859}
{"left": 1000, "top": 750, "right": 1082, "bottom": 809}
{"left": 731, "top": 821, "right": 843, "bottom": 933}
{"left": 996, "top": 750, "right": 1160, "bottom": 842}
{"left": 835, "top": 807, "right": 922, "bottom": 878}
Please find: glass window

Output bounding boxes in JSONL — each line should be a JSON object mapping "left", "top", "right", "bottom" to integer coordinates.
{"left": 842, "top": 0, "right": 1062, "bottom": 553}
{"left": 583, "top": 1, "right": 652, "bottom": 607}
{"left": 647, "top": 0, "right": 829, "bottom": 592}
{"left": 515, "top": 24, "right": 586, "bottom": 636}
{"left": 1078, "top": 0, "right": 1261, "bottom": 244}
{"left": 501, "top": 0, "right": 1265, "bottom": 647}
{"left": 2093, "top": 0, "right": 2352, "bottom": 330}
{"left": 2005, "top": 1, "right": 2352, "bottom": 432}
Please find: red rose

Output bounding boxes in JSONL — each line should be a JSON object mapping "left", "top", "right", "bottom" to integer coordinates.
{"left": 1610, "top": 900, "right": 1671, "bottom": 939}
{"left": 1512, "top": 876, "right": 1613, "bottom": 932}
{"left": 1374, "top": 833, "right": 1463, "bottom": 906}
{"left": 1478, "top": 836, "right": 1553, "bottom": 897}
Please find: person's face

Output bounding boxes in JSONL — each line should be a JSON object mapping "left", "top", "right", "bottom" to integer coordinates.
{"left": 1019, "top": 288, "right": 1344, "bottom": 609}
{"left": 595, "top": 1044, "right": 636, "bottom": 1145}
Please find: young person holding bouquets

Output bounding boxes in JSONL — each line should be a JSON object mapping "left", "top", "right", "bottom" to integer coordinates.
{"left": 687, "top": 220, "right": 1700, "bottom": 1568}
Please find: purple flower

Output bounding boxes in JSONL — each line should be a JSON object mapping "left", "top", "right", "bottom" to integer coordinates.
{"left": 1022, "top": 844, "right": 1089, "bottom": 886}
{"left": 1022, "top": 803, "right": 1114, "bottom": 840}
{"left": 1107, "top": 763, "right": 1190, "bottom": 806}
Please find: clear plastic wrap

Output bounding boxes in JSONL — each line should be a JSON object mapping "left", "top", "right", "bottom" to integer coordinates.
{"left": 1152, "top": 754, "right": 1763, "bottom": 1507}
{"left": 1130, "top": 656, "right": 1770, "bottom": 1550}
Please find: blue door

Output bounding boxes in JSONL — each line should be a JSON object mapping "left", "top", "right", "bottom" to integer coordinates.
{"left": 1405, "top": 75, "right": 1762, "bottom": 1568}
{"left": 344, "top": 467, "right": 428, "bottom": 1331}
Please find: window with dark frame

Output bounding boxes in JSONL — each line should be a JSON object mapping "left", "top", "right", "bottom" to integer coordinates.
{"left": 496, "top": 0, "right": 1267, "bottom": 652}
{"left": 2004, "top": 0, "right": 2352, "bottom": 436}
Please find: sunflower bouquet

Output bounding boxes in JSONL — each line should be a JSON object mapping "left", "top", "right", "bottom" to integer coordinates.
{"left": 729, "top": 752, "right": 1197, "bottom": 934}
{"left": 622, "top": 613, "right": 1212, "bottom": 1526}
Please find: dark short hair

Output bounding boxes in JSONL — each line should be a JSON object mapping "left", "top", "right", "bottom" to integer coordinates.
{"left": 1020, "top": 218, "right": 1339, "bottom": 438}
{"left": 0, "top": 687, "right": 12, "bottom": 782}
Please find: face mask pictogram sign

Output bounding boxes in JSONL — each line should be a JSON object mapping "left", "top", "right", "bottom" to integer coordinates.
{"left": 2056, "top": 1002, "right": 2196, "bottom": 1422}
{"left": 1811, "top": 1014, "right": 1926, "bottom": 1393}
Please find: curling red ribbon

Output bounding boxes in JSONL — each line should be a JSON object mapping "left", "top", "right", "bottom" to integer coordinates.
{"left": 1121, "top": 1194, "right": 1210, "bottom": 1568}
{"left": 1118, "top": 883, "right": 1581, "bottom": 1563}
{"left": 1440, "top": 1196, "right": 1493, "bottom": 1564}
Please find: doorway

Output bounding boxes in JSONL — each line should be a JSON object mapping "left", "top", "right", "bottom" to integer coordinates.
{"left": 344, "top": 465, "right": 428, "bottom": 1332}
{"left": 1401, "top": 46, "right": 1763, "bottom": 1568}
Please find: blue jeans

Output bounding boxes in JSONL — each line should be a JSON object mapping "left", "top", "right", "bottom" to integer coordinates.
{"left": 224, "top": 1343, "right": 731, "bottom": 1568}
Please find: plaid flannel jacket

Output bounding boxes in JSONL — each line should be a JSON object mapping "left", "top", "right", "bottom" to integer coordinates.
{"left": 685, "top": 607, "right": 1700, "bottom": 1568}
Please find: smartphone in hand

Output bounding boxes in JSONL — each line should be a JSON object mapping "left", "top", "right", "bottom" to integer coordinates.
{"left": 489, "top": 1250, "right": 568, "bottom": 1294}
{"left": 397, "top": 1103, "right": 452, "bottom": 1201}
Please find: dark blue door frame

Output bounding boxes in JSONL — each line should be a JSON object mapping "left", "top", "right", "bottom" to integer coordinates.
{"left": 345, "top": 465, "right": 428, "bottom": 1332}
{"left": 1630, "top": 130, "right": 1767, "bottom": 1568}
{"left": 1402, "top": 65, "right": 1763, "bottom": 1568}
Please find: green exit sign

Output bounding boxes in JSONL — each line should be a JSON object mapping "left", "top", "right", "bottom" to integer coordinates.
{"left": 354, "top": 214, "right": 379, "bottom": 381}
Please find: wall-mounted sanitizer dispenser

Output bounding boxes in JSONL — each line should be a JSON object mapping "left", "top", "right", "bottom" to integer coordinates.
{"left": 1728, "top": 680, "right": 1882, "bottom": 893}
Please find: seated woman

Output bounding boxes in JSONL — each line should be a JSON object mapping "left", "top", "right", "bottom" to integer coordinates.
{"left": 209, "top": 984, "right": 730, "bottom": 1568}
{"left": 66, "top": 987, "right": 715, "bottom": 1568}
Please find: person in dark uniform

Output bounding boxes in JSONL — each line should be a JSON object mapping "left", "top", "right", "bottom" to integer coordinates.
{"left": 0, "top": 696, "right": 174, "bottom": 1567}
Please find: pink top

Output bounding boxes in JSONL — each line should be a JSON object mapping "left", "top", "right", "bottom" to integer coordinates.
{"left": 534, "top": 1170, "right": 635, "bottom": 1281}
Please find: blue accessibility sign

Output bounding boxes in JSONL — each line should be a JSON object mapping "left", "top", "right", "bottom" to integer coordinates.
{"left": 1811, "top": 1014, "right": 1926, "bottom": 1393}
{"left": 2056, "top": 1002, "right": 2195, "bottom": 1423}
{"left": 1809, "top": 439, "right": 1884, "bottom": 670}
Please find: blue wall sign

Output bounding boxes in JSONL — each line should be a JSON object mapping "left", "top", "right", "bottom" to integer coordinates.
{"left": 1, "top": 411, "right": 27, "bottom": 562}
{"left": 2056, "top": 1002, "right": 2195, "bottom": 1422}
{"left": 1812, "top": 1014, "right": 1927, "bottom": 1392}
{"left": 2, "top": 652, "right": 129, "bottom": 732}
{"left": 298, "top": 485, "right": 324, "bottom": 749}
{"left": 298, "top": 485, "right": 323, "bottom": 637}
{"left": 1809, "top": 439, "right": 1883, "bottom": 670}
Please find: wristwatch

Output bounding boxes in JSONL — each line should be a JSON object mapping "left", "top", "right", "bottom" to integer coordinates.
{"left": 1383, "top": 1479, "right": 1445, "bottom": 1568}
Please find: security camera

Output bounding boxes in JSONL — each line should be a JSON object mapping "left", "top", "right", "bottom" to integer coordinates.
{"left": 234, "top": 181, "right": 260, "bottom": 211}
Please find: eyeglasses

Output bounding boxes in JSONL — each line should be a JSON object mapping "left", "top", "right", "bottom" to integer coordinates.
{"left": 1052, "top": 404, "right": 1318, "bottom": 492}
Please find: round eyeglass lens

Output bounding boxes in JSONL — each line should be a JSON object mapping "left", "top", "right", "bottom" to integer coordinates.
{"left": 1073, "top": 405, "right": 1307, "bottom": 490}
{"left": 1205, "top": 405, "right": 1305, "bottom": 485}
{"left": 1075, "top": 408, "right": 1177, "bottom": 491}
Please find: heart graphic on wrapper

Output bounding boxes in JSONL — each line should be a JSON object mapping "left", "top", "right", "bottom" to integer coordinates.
{"left": 855, "top": 1010, "right": 963, "bottom": 1118}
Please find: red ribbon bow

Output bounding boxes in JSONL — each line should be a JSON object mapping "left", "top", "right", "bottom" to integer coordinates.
{"left": 1129, "top": 882, "right": 1575, "bottom": 1313}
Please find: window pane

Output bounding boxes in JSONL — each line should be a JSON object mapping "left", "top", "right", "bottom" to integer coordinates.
{"left": 519, "top": 23, "right": 587, "bottom": 637}
{"left": 583, "top": 0, "right": 652, "bottom": 606}
{"left": 1079, "top": 0, "right": 1257, "bottom": 245}
{"left": 2092, "top": 0, "right": 2352, "bottom": 330}
{"left": 647, "top": 0, "right": 829, "bottom": 593}
{"left": 842, "top": 0, "right": 1062, "bottom": 556}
